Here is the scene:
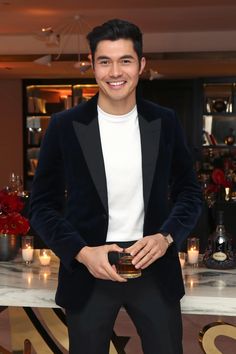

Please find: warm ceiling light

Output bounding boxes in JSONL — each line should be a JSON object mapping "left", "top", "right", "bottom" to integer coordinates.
{"left": 40, "top": 27, "right": 60, "bottom": 46}
{"left": 34, "top": 15, "right": 91, "bottom": 72}
{"left": 74, "top": 60, "right": 91, "bottom": 73}
{"left": 42, "top": 27, "right": 53, "bottom": 33}
{"left": 34, "top": 55, "right": 52, "bottom": 66}
{"left": 149, "top": 69, "right": 162, "bottom": 80}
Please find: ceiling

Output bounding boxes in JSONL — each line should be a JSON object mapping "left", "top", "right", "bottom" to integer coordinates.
{"left": 1, "top": 0, "right": 236, "bottom": 80}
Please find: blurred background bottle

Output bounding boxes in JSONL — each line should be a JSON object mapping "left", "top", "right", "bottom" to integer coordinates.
{"left": 204, "top": 210, "right": 236, "bottom": 269}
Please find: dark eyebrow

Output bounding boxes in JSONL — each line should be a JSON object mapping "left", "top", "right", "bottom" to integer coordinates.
{"left": 120, "top": 55, "right": 135, "bottom": 60}
{"left": 96, "top": 55, "right": 135, "bottom": 61}
{"left": 96, "top": 56, "right": 110, "bottom": 61}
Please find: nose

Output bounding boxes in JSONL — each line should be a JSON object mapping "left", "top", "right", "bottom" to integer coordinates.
{"left": 109, "top": 62, "right": 122, "bottom": 77}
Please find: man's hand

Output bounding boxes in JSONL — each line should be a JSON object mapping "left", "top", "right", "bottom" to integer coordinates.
{"left": 75, "top": 244, "right": 127, "bottom": 282}
{"left": 125, "top": 233, "right": 169, "bottom": 270}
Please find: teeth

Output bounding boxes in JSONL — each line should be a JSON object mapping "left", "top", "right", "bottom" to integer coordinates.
{"left": 109, "top": 81, "right": 125, "bottom": 86}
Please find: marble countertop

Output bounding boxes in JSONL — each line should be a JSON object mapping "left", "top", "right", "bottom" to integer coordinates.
{"left": 0, "top": 252, "right": 236, "bottom": 315}
{"left": 0, "top": 251, "right": 59, "bottom": 308}
{"left": 182, "top": 266, "right": 236, "bottom": 316}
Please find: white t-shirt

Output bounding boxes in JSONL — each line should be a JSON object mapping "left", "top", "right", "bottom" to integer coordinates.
{"left": 98, "top": 105, "right": 144, "bottom": 242}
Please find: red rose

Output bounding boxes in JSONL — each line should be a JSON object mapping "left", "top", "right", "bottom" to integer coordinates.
{"left": 212, "top": 168, "right": 226, "bottom": 185}
{"left": 0, "top": 190, "right": 24, "bottom": 214}
{"left": 0, "top": 189, "right": 29, "bottom": 235}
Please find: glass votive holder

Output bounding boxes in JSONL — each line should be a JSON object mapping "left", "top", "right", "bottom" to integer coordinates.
{"left": 187, "top": 237, "right": 199, "bottom": 265}
{"left": 39, "top": 249, "right": 51, "bottom": 266}
{"left": 178, "top": 252, "right": 186, "bottom": 268}
{"left": 21, "top": 235, "right": 34, "bottom": 265}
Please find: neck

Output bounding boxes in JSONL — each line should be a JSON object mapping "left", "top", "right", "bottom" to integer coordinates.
{"left": 98, "top": 94, "right": 136, "bottom": 115}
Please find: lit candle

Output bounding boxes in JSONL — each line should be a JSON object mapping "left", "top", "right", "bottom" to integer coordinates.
{"left": 21, "top": 235, "right": 34, "bottom": 264}
{"left": 39, "top": 249, "right": 51, "bottom": 266}
{"left": 22, "top": 246, "right": 34, "bottom": 262}
{"left": 187, "top": 247, "right": 199, "bottom": 264}
{"left": 187, "top": 237, "right": 199, "bottom": 265}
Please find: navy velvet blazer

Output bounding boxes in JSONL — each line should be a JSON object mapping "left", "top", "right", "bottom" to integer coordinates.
{"left": 30, "top": 94, "right": 202, "bottom": 310}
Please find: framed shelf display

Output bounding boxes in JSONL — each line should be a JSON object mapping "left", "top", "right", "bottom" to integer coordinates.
{"left": 198, "top": 80, "right": 236, "bottom": 207}
{"left": 23, "top": 79, "right": 98, "bottom": 189}
{"left": 202, "top": 82, "right": 236, "bottom": 147}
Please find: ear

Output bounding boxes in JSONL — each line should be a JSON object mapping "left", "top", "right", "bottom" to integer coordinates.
{"left": 139, "top": 57, "right": 146, "bottom": 75}
{"left": 88, "top": 54, "right": 94, "bottom": 70}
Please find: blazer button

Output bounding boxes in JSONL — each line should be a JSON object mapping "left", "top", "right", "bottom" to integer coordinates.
{"left": 102, "top": 214, "right": 107, "bottom": 220}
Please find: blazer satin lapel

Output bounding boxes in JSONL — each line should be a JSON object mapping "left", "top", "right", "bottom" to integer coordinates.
{"left": 73, "top": 119, "right": 108, "bottom": 214}
{"left": 139, "top": 114, "right": 161, "bottom": 213}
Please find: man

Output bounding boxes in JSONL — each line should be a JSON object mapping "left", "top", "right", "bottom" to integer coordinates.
{"left": 30, "top": 19, "right": 202, "bottom": 354}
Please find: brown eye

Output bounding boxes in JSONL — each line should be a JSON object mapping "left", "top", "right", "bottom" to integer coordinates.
{"left": 99, "top": 59, "right": 110, "bottom": 65}
{"left": 122, "top": 59, "right": 131, "bottom": 64}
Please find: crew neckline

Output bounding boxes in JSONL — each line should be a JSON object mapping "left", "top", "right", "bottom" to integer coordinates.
{"left": 98, "top": 105, "right": 137, "bottom": 123}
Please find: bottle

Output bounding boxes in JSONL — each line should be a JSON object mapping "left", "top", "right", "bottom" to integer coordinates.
{"left": 204, "top": 210, "right": 236, "bottom": 269}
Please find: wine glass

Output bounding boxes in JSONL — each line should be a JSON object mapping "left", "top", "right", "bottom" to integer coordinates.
{"left": 9, "top": 173, "right": 23, "bottom": 195}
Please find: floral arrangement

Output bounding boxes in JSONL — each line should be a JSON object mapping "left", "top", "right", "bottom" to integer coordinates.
{"left": 209, "top": 168, "right": 232, "bottom": 192}
{"left": 204, "top": 168, "right": 232, "bottom": 207}
{"left": 0, "top": 189, "right": 30, "bottom": 235}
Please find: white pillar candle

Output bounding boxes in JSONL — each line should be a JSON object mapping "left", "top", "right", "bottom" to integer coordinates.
{"left": 187, "top": 237, "right": 199, "bottom": 265}
{"left": 187, "top": 248, "right": 199, "bottom": 264}
{"left": 22, "top": 247, "right": 34, "bottom": 262}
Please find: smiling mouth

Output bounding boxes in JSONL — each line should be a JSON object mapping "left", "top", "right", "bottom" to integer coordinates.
{"left": 107, "top": 81, "right": 126, "bottom": 88}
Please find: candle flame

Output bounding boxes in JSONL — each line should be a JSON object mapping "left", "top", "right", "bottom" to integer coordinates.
{"left": 190, "top": 246, "right": 197, "bottom": 251}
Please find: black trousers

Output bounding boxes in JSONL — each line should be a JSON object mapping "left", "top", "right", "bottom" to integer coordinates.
{"left": 65, "top": 271, "right": 183, "bottom": 354}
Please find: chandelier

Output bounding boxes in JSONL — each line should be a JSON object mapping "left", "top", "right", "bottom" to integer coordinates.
{"left": 34, "top": 15, "right": 91, "bottom": 73}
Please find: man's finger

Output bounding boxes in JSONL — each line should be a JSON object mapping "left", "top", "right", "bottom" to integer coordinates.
{"left": 105, "top": 263, "right": 127, "bottom": 282}
{"left": 106, "top": 243, "right": 124, "bottom": 253}
{"left": 125, "top": 240, "right": 146, "bottom": 256}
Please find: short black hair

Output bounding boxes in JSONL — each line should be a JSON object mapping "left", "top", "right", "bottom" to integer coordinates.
{"left": 87, "top": 18, "right": 143, "bottom": 62}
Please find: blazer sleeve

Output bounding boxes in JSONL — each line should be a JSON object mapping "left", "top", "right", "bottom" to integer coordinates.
{"left": 29, "top": 115, "right": 87, "bottom": 271}
{"left": 159, "top": 112, "right": 203, "bottom": 249}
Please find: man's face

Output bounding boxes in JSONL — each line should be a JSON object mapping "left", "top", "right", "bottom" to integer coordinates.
{"left": 91, "top": 39, "right": 146, "bottom": 112}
